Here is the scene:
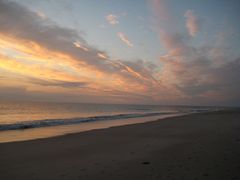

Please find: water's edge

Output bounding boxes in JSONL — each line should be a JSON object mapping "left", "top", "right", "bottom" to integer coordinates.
{"left": 0, "top": 112, "right": 190, "bottom": 143}
{"left": 0, "top": 108, "right": 222, "bottom": 143}
{"left": 0, "top": 111, "right": 184, "bottom": 131}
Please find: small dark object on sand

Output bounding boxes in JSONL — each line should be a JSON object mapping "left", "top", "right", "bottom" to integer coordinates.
{"left": 142, "top": 161, "right": 150, "bottom": 165}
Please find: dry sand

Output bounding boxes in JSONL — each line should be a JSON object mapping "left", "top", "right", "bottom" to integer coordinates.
{"left": 0, "top": 110, "right": 240, "bottom": 180}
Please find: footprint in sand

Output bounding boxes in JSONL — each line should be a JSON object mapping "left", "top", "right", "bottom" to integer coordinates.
{"left": 235, "top": 138, "right": 240, "bottom": 142}
{"left": 203, "top": 173, "right": 209, "bottom": 177}
{"left": 141, "top": 161, "right": 150, "bottom": 165}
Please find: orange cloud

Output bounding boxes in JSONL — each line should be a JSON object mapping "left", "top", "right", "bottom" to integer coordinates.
{"left": 0, "top": 32, "right": 160, "bottom": 100}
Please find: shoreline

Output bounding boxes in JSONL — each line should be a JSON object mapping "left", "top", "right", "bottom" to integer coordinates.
{"left": 0, "top": 112, "right": 189, "bottom": 143}
{"left": 1, "top": 109, "right": 240, "bottom": 179}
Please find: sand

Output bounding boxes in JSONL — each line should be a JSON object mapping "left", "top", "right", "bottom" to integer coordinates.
{"left": 0, "top": 110, "right": 240, "bottom": 180}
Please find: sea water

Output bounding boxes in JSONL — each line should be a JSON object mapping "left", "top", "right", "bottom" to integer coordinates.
{"left": 0, "top": 101, "right": 220, "bottom": 142}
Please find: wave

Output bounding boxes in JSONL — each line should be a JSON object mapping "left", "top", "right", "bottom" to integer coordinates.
{"left": 0, "top": 112, "right": 178, "bottom": 131}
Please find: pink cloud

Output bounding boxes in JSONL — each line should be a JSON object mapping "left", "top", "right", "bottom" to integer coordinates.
{"left": 73, "top": 41, "right": 89, "bottom": 51}
{"left": 117, "top": 32, "right": 133, "bottom": 47}
{"left": 148, "top": 0, "right": 170, "bottom": 23}
{"left": 106, "top": 14, "right": 119, "bottom": 25}
{"left": 184, "top": 10, "right": 200, "bottom": 37}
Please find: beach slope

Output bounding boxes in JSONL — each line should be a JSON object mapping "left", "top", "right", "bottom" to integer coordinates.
{"left": 0, "top": 110, "right": 240, "bottom": 180}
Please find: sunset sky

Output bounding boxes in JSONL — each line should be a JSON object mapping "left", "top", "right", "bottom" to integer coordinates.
{"left": 0, "top": 0, "right": 240, "bottom": 105}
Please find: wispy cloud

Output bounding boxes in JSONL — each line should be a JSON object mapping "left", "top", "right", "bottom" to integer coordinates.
{"left": 97, "top": 53, "right": 108, "bottom": 59}
{"left": 148, "top": 0, "right": 240, "bottom": 105}
{"left": 35, "top": 10, "right": 47, "bottom": 19}
{"left": 117, "top": 32, "right": 133, "bottom": 47}
{"left": 106, "top": 14, "right": 119, "bottom": 25}
{"left": 0, "top": 0, "right": 158, "bottom": 103}
{"left": 73, "top": 41, "right": 89, "bottom": 51}
{"left": 0, "top": 0, "right": 239, "bottom": 105}
{"left": 184, "top": 10, "right": 200, "bottom": 37}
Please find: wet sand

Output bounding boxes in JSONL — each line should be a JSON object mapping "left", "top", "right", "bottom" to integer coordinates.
{"left": 0, "top": 110, "right": 240, "bottom": 180}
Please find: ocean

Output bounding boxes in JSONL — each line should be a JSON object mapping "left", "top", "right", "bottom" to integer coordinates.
{"left": 0, "top": 101, "right": 221, "bottom": 142}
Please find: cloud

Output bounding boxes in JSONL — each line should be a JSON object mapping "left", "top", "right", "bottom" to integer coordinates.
{"left": 117, "top": 32, "right": 133, "bottom": 47}
{"left": 35, "top": 10, "right": 47, "bottom": 19}
{"left": 0, "top": 0, "right": 124, "bottom": 76}
{"left": 0, "top": 0, "right": 162, "bottom": 103}
{"left": 27, "top": 78, "right": 89, "bottom": 88}
{"left": 97, "top": 52, "right": 108, "bottom": 59}
{"left": 184, "top": 10, "right": 200, "bottom": 37}
{"left": 106, "top": 14, "right": 119, "bottom": 25}
{"left": 0, "top": 0, "right": 239, "bottom": 105}
{"left": 148, "top": 0, "right": 170, "bottom": 23}
{"left": 0, "top": 0, "right": 150, "bottom": 83}
{"left": 158, "top": 30, "right": 240, "bottom": 104}
{"left": 0, "top": 0, "right": 137, "bottom": 78}
{"left": 73, "top": 41, "right": 89, "bottom": 51}
{"left": 148, "top": 0, "right": 240, "bottom": 105}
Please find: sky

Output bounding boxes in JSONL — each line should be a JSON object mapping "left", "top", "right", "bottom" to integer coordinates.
{"left": 0, "top": 0, "right": 240, "bottom": 106}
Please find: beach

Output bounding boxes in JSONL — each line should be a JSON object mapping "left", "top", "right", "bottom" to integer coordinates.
{"left": 0, "top": 110, "right": 240, "bottom": 180}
